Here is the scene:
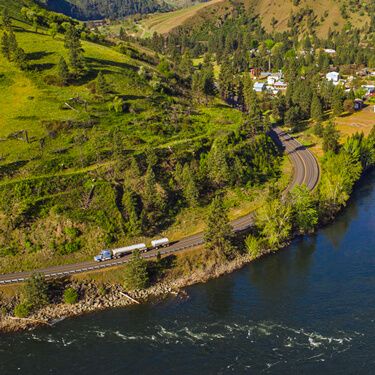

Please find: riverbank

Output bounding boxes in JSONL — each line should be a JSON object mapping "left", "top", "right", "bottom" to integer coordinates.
{"left": 0, "top": 250, "right": 260, "bottom": 332}
{"left": 1, "top": 148, "right": 373, "bottom": 334}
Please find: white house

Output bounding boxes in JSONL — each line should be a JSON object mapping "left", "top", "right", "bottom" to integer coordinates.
{"left": 254, "top": 82, "right": 266, "bottom": 92}
{"left": 267, "top": 72, "right": 283, "bottom": 85}
{"left": 326, "top": 71, "right": 340, "bottom": 82}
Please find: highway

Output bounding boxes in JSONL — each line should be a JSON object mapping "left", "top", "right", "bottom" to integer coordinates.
{"left": 0, "top": 127, "right": 320, "bottom": 285}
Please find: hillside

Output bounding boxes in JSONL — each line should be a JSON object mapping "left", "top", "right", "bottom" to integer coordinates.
{"left": 137, "top": 0, "right": 225, "bottom": 37}
{"left": 128, "top": 0, "right": 371, "bottom": 38}
{"left": 37, "top": 0, "right": 172, "bottom": 20}
{"left": 37, "top": 0, "right": 211, "bottom": 20}
{"left": 0, "top": 4, "right": 286, "bottom": 272}
{"left": 248, "top": 0, "right": 370, "bottom": 36}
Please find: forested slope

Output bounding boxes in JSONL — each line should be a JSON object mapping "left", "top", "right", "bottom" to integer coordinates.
{"left": 40, "top": 0, "right": 172, "bottom": 20}
{"left": 0, "top": 3, "right": 284, "bottom": 272}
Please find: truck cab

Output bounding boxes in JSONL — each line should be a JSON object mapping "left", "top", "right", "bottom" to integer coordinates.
{"left": 94, "top": 250, "right": 112, "bottom": 262}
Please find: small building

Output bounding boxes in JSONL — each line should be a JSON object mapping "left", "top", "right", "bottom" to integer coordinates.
{"left": 354, "top": 99, "right": 364, "bottom": 111}
{"left": 253, "top": 82, "right": 266, "bottom": 92}
{"left": 274, "top": 81, "right": 288, "bottom": 91}
{"left": 260, "top": 71, "right": 272, "bottom": 79}
{"left": 86, "top": 19, "right": 109, "bottom": 30}
{"left": 362, "top": 85, "right": 375, "bottom": 95}
{"left": 267, "top": 72, "right": 283, "bottom": 85}
{"left": 326, "top": 71, "right": 340, "bottom": 82}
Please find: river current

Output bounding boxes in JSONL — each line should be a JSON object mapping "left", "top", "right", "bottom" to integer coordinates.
{"left": 0, "top": 170, "right": 374, "bottom": 374}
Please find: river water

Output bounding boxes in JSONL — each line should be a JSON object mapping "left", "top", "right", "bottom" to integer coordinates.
{"left": 1, "top": 170, "right": 374, "bottom": 374}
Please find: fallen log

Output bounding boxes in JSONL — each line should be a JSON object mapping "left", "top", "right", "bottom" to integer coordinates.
{"left": 119, "top": 292, "right": 140, "bottom": 304}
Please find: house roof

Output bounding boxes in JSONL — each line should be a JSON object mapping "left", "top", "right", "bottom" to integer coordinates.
{"left": 254, "top": 82, "right": 265, "bottom": 87}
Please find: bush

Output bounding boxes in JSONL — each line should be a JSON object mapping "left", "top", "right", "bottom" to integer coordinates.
{"left": 63, "top": 287, "right": 79, "bottom": 304}
{"left": 245, "top": 234, "right": 263, "bottom": 258}
{"left": 14, "top": 302, "right": 31, "bottom": 318}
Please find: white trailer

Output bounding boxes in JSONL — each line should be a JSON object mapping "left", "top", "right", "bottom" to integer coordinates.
{"left": 151, "top": 238, "right": 170, "bottom": 249}
{"left": 112, "top": 243, "right": 147, "bottom": 258}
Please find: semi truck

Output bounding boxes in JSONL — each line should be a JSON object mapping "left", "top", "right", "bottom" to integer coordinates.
{"left": 151, "top": 238, "right": 169, "bottom": 248}
{"left": 94, "top": 238, "right": 170, "bottom": 262}
{"left": 94, "top": 243, "right": 147, "bottom": 262}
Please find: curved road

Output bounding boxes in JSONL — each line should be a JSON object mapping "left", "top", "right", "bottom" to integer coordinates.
{"left": 0, "top": 127, "right": 320, "bottom": 284}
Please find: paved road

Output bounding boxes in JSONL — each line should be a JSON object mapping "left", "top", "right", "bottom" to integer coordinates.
{"left": 0, "top": 127, "right": 320, "bottom": 284}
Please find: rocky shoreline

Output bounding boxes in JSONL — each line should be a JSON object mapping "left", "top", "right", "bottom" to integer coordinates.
{"left": 0, "top": 252, "right": 256, "bottom": 333}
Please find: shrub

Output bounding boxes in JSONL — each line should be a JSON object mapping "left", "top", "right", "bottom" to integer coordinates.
{"left": 245, "top": 234, "right": 263, "bottom": 258}
{"left": 14, "top": 303, "right": 31, "bottom": 318}
{"left": 63, "top": 287, "right": 79, "bottom": 304}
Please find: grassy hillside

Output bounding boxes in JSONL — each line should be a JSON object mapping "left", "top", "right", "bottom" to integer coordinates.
{"left": 137, "top": 0, "right": 225, "bottom": 37}
{"left": 0, "top": 6, "right": 287, "bottom": 273}
{"left": 122, "top": 0, "right": 371, "bottom": 38}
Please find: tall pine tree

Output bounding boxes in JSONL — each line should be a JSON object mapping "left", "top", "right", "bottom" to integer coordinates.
{"left": 204, "top": 195, "right": 236, "bottom": 259}
{"left": 64, "top": 24, "right": 85, "bottom": 76}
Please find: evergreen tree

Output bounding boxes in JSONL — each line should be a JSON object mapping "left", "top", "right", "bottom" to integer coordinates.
{"left": 14, "top": 47, "right": 27, "bottom": 70}
{"left": 204, "top": 195, "right": 235, "bottom": 258}
{"left": 122, "top": 188, "right": 142, "bottom": 235}
{"left": 1, "top": 32, "right": 10, "bottom": 60}
{"left": 272, "top": 93, "right": 286, "bottom": 123}
{"left": 123, "top": 250, "right": 149, "bottom": 290}
{"left": 143, "top": 165, "right": 158, "bottom": 207}
{"left": 57, "top": 56, "right": 69, "bottom": 85}
{"left": 8, "top": 30, "right": 17, "bottom": 59}
{"left": 119, "top": 27, "right": 127, "bottom": 41}
{"left": 207, "top": 140, "right": 230, "bottom": 186}
{"left": 2, "top": 8, "right": 11, "bottom": 30}
{"left": 322, "top": 121, "right": 340, "bottom": 153}
{"left": 178, "top": 50, "right": 193, "bottom": 79}
{"left": 242, "top": 76, "right": 263, "bottom": 135}
{"left": 284, "top": 105, "right": 300, "bottom": 130}
{"left": 23, "top": 273, "right": 50, "bottom": 309}
{"left": 332, "top": 87, "right": 344, "bottom": 116}
{"left": 142, "top": 166, "right": 165, "bottom": 231}
{"left": 313, "top": 121, "right": 324, "bottom": 137}
{"left": 311, "top": 94, "right": 323, "bottom": 122}
{"left": 181, "top": 163, "right": 199, "bottom": 207}
{"left": 243, "top": 74, "right": 255, "bottom": 113}
{"left": 96, "top": 71, "right": 109, "bottom": 95}
{"left": 64, "top": 24, "right": 85, "bottom": 75}
{"left": 202, "top": 63, "right": 216, "bottom": 99}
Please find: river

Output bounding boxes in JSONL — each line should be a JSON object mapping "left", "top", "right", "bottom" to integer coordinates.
{"left": 1, "top": 170, "right": 374, "bottom": 374}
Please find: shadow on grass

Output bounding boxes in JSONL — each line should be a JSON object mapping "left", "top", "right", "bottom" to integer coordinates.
{"left": 86, "top": 57, "right": 137, "bottom": 73}
{"left": 29, "top": 63, "right": 55, "bottom": 72}
{"left": 27, "top": 51, "right": 54, "bottom": 61}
